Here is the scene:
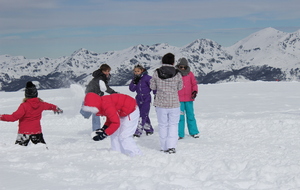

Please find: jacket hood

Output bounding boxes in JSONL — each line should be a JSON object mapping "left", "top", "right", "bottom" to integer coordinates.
{"left": 25, "top": 98, "right": 41, "bottom": 109}
{"left": 156, "top": 65, "right": 179, "bottom": 79}
{"left": 82, "top": 93, "right": 102, "bottom": 114}
{"left": 92, "top": 69, "right": 111, "bottom": 81}
{"left": 92, "top": 69, "right": 102, "bottom": 77}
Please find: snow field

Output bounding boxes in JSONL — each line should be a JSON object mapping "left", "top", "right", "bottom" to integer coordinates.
{"left": 0, "top": 82, "right": 300, "bottom": 189}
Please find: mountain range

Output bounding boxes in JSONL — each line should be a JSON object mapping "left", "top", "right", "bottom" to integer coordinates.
{"left": 0, "top": 27, "right": 300, "bottom": 91}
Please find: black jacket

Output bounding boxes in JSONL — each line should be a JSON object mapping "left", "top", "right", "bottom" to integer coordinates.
{"left": 85, "top": 69, "right": 117, "bottom": 96}
{"left": 156, "top": 66, "right": 179, "bottom": 79}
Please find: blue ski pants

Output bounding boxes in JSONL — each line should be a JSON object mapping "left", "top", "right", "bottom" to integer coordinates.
{"left": 178, "top": 101, "right": 199, "bottom": 138}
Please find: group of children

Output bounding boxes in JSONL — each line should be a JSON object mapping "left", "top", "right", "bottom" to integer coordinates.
{"left": 0, "top": 53, "right": 199, "bottom": 156}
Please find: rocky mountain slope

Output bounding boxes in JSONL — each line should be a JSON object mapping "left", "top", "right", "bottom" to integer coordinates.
{"left": 0, "top": 27, "right": 299, "bottom": 91}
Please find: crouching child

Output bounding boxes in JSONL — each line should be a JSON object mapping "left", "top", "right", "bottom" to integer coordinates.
{"left": 82, "top": 92, "right": 142, "bottom": 157}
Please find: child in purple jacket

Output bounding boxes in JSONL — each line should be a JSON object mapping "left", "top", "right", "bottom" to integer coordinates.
{"left": 129, "top": 65, "right": 155, "bottom": 137}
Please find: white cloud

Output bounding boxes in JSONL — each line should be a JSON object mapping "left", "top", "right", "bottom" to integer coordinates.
{"left": 0, "top": 0, "right": 300, "bottom": 34}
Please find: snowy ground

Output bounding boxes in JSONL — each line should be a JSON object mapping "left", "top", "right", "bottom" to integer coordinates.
{"left": 0, "top": 81, "right": 300, "bottom": 190}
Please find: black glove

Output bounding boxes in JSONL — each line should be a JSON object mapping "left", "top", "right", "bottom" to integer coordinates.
{"left": 191, "top": 91, "right": 197, "bottom": 99}
{"left": 133, "top": 75, "right": 141, "bottom": 84}
{"left": 101, "top": 125, "right": 109, "bottom": 130}
{"left": 54, "top": 107, "right": 63, "bottom": 114}
{"left": 91, "top": 129, "right": 107, "bottom": 141}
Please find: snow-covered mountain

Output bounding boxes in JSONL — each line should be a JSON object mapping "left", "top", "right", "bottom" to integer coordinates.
{"left": 1, "top": 27, "right": 300, "bottom": 91}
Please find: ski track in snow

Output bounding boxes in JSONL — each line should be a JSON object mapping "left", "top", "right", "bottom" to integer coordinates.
{"left": 1, "top": 82, "right": 300, "bottom": 190}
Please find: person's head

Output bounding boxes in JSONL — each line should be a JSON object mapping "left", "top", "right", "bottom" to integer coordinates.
{"left": 133, "top": 64, "right": 144, "bottom": 75}
{"left": 25, "top": 81, "right": 38, "bottom": 98}
{"left": 82, "top": 93, "right": 101, "bottom": 115}
{"left": 99, "top": 64, "right": 111, "bottom": 77}
{"left": 176, "top": 57, "right": 190, "bottom": 76}
{"left": 177, "top": 57, "right": 188, "bottom": 70}
{"left": 162, "top": 53, "right": 175, "bottom": 65}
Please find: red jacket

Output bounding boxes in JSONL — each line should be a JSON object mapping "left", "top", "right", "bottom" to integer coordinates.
{"left": 0, "top": 98, "right": 58, "bottom": 134}
{"left": 83, "top": 93, "right": 137, "bottom": 135}
{"left": 178, "top": 71, "right": 198, "bottom": 102}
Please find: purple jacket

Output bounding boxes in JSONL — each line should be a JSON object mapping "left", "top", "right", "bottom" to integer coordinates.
{"left": 129, "top": 71, "right": 154, "bottom": 103}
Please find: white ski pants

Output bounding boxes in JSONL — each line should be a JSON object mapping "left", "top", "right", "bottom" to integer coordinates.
{"left": 110, "top": 107, "right": 142, "bottom": 157}
{"left": 155, "top": 107, "right": 180, "bottom": 151}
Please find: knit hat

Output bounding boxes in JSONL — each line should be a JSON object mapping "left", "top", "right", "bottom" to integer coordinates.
{"left": 162, "top": 53, "right": 175, "bottom": 65}
{"left": 25, "top": 81, "right": 38, "bottom": 98}
{"left": 176, "top": 57, "right": 190, "bottom": 76}
{"left": 178, "top": 58, "right": 188, "bottom": 67}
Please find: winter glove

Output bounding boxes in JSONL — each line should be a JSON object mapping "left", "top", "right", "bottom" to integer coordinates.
{"left": 191, "top": 91, "right": 197, "bottom": 99}
{"left": 91, "top": 129, "right": 107, "bottom": 141}
{"left": 101, "top": 125, "right": 109, "bottom": 130}
{"left": 133, "top": 75, "right": 141, "bottom": 84}
{"left": 54, "top": 107, "right": 63, "bottom": 114}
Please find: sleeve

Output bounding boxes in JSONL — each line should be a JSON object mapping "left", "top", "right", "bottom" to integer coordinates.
{"left": 177, "top": 73, "right": 183, "bottom": 91}
{"left": 103, "top": 107, "right": 121, "bottom": 135}
{"left": 146, "top": 76, "right": 156, "bottom": 94}
{"left": 42, "top": 102, "right": 58, "bottom": 111}
{"left": 190, "top": 72, "right": 198, "bottom": 92}
{"left": 129, "top": 80, "right": 137, "bottom": 92}
{"left": 150, "top": 71, "right": 157, "bottom": 91}
{"left": 99, "top": 80, "right": 117, "bottom": 94}
{"left": 99, "top": 80, "right": 107, "bottom": 93}
{"left": 0, "top": 104, "right": 26, "bottom": 122}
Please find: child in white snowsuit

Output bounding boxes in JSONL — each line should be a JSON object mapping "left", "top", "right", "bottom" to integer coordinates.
{"left": 82, "top": 92, "right": 142, "bottom": 157}
{"left": 150, "top": 53, "right": 183, "bottom": 154}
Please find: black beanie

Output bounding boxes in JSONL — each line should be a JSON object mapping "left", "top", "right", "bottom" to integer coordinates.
{"left": 25, "top": 81, "right": 38, "bottom": 98}
{"left": 162, "top": 53, "right": 175, "bottom": 65}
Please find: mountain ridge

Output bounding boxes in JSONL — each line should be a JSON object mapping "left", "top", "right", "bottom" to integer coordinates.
{"left": 1, "top": 27, "right": 300, "bottom": 91}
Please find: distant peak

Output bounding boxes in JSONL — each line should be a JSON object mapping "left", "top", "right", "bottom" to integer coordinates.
{"left": 184, "top": 38, "right": 219, "bottom": 50}
{"left": 254, "top": 27, "right": 286, "bottom": 36}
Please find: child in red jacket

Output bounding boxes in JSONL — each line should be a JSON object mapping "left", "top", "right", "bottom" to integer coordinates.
{"left": 82, "top": 92, "right": 142, "bottom": 157}
{"left": 0, "top": 81, "right": 63, "bottom": 146}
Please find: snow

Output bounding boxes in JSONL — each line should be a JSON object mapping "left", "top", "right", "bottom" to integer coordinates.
{"left": 1, "top": 81, "right": 300, "bottom": 189}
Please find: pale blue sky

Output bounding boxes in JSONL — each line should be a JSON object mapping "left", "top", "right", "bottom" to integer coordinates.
{"left": 0, "top": 0, "right": 300, "bottom": 59}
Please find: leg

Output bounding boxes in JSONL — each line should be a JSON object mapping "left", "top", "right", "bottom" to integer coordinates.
{"left": 15, "top": 134, "right": 30, "bottom": 146}
{"left": 118, "top": 108, "right": 142, "bottom": 156}
{"left": 156, "top": 107, "right": 169, "bottom": 151}
{"left": 110, "top": 128, "right": 124, "bottom": 153}
{"left": 92, "top": 114, "right": 101, "bottom": 131}
{"left": 166, "top": 107, "right": 180, "bottom": 149}
{"left": 140, "top": 99, "right": 154, "bottom": 134}
{"left": 30, "top": 133, "right": 46, "bottom": 144}
{"left": 80, "top": 104, "right": 92, "bottom": 119}
{"left": 134, "top": 97, "right": 144, "bottom": 136}
{"left": 134, "top": 117, "right": 143, "bottom": 137}
{"left": 178, "top": 102, "right": 186, "bottom": 138}
{"left": 185, "top": 101, "right": 199, "bottom": 136}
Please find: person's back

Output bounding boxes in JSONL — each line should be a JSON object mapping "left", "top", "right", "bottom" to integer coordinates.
{"left": 151, "top": 64, "right": 182, "bottom": 108}
{"left": 150, "top": 53, "right": 183, "bottom": 154}
{"left": 82, "top": 92, "right": 141, "bottom": 157}
{"left": 0, "top": 81, "right": 63, "bottom": 146}
{"left": 3, "top": 97, "right": 58, "bottom": 134}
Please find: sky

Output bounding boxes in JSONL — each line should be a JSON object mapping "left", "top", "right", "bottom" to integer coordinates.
{"left": 1, "top": 0, "right": 300, "bottom": 59}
